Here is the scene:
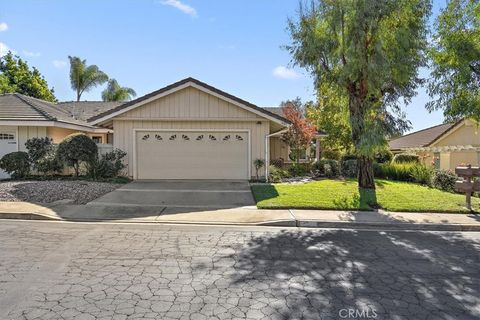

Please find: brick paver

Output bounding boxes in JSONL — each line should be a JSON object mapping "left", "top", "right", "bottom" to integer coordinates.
{"left": 0, "top": 221, "right": 479, "bottom": 319}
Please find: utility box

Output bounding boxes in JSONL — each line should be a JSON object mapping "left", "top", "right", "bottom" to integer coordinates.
{"left": 455, "top": 165, "right": 480, "bottom": 210}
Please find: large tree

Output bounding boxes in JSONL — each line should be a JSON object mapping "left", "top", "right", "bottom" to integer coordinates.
{"left": 101, "top": 79, "right": 137, "bottom": 102}
{"left": 0, "top": 52, "right": 56, "bottom": 102}
{"left": 287, "top": 0, "right": 429, "bottom": 195}
{"left": 427, "top": 0, "right": 480, "bottom": 122}
{"left": 68, "top": 56, "right": 108, "bottom": 101}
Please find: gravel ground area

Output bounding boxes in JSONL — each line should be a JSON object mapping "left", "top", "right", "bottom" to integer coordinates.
{"left": 0, "top": 180, "right": 124, "bottom": 204}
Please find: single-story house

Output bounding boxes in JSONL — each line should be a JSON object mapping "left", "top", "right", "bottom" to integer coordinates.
{"left": 0, "top": 77, "right": 324, "bottom": 180}
{"left": 389, "top": 118, "right": 480, "bottom": 171}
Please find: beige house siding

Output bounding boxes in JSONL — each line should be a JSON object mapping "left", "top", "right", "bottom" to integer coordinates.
{"left": 18, "top": 126, "right": 47, "bottom": 151}
{"left": 117, "top": 87, "right": 265, "bottom": 121}
{"left": 114, "top": 120, "right": 269, "bottom": 178}
{"left": 17, "top": 126, "right": 108, "bottom": 152}
{"left": 47, "top": 127, "right": 78, "bottom": 143}
{"left": 431, "top": 120, "right": 480, "bottom": 147}
{"left": 270, "top": 137, "right": 288, "bottom": 161}
{"left": 47, "top": 127, "right": 108, "bottom": 144}
{"left": 450, "top": 151, "right": 479, "bottom": 169}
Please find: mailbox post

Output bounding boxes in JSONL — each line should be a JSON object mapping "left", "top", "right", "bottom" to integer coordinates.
{"left": 455, "top": 165, "right": 480, "bottom": 210}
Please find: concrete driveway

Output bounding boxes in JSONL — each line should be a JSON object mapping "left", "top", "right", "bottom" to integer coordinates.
{"left": 87, "top": 180, "right": 255, "bottom": 215}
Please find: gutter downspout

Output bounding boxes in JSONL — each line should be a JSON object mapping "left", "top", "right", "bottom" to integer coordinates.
{"left": 265, "top": 128, "right": 289, "bottom": 182}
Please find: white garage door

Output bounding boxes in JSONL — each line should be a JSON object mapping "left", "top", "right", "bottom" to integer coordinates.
{"left": 135, "top": 130, "right": 249, "bottom": 179}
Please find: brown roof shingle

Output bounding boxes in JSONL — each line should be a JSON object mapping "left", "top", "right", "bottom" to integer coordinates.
{"left": 58, "top": 101, "right": 122, "bottom": 122}
{"left": 388, "top": 122, "right": 456, "bottom": 150}
{"left": 0, "top": 93, "right": 99, "bottom": 128}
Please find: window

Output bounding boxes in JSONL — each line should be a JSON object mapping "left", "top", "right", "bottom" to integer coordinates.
{"left": 288, "top": 146, "right": 308, "bottom": 161}
{"left": 91, "top": 136, "right": 103, "bottom": 144}
{"left": 433, "top": 152, "right": 440, "bottom": 170}
{"left": 0, "top": 133, "right": 15, "bottom": 140}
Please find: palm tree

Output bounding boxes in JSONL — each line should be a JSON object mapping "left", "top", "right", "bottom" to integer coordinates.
{"left": 68, "top": 56, "right": 108, "bottom": 101}
{"left": 101, "top": 79, "right": 137, "bottom": 102}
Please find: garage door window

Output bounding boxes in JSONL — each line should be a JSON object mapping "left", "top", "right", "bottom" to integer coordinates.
{"left": 0, "top": 133, "right": 15, "bottom": 140}
{"left": 140, "top": 133, "right": 246, "bottom": 144}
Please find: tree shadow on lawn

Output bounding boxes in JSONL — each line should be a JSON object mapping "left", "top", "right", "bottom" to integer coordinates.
{"left": 250, "top": 184, "right": 280, "bottom": 203}
{"left": 230, "top": 229, "right": 480, "bottom": 319}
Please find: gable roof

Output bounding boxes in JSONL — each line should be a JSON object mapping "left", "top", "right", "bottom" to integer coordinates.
{"left": 0, "top": 93, "right": 98, "bottom": 127}
{"left": 88, "top": 77, "right": 290, "bottom": 125}
{"left": 389, "top": 122, "right": 457, "bottom": 151}
{"left": 262, "top": 107, "right": 284, "bottom": 117}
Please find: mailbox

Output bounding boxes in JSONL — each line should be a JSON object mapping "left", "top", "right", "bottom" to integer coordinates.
{"left": 455, "top": 165, "right": 480, "bottom": 210}
{"left": 455, "top": 180, "right": 480, "bottom": 193}
{"left": 455, "top": 166, "right": 480, "bottom": 177}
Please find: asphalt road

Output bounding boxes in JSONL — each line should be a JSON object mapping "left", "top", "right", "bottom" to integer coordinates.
{"left": 0, "top": 220, "right": 479, "bottom": 320}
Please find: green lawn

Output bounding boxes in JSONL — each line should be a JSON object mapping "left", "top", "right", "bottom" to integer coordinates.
{"left": 251, "top": 179, "right": 480, "bottom": 213}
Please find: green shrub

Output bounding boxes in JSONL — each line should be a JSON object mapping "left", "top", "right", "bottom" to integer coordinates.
{"left": 36, "top": 150, "right": 63, "bottom": 175}
{"left": 393, "top": 153, "right": 420, "bottom": 164}
{"left": 374, "top": 162, "right": 417, "bottom": 182}
{"left": 25, "top": 137, "right": 63, "bottom": 175}
{"left": 268, "top": 165, "right": 290, "bottom": 182}
{"left": 432, "top": 170, "right": 457, "bottom": 192}
{"left": 0, "top": 151, "right": 30, "bottom": 178}
{"left": 341, "top": 159, "right": 358, "bottom": 178}
{"left": 270, "top": 158, "right": 285, "bottom": 168}
{"left": 88, "top": 149, "right": 127, "bottom": 179}
{"left": 410, "top": 164, "right": 434, "bottom": 186}
{"left": 287, "top": 163, "right": 311, "bottom": 177}
{"left": 341, "top": 154, "right": 357, "bottom": 162}
{"left": 57, "top": 133, "right": 98, "bottom": 177}
{"left": 253, "top": 158, "right": 266, "bottom": 180}
{"left": 375, "top": 150, "right": 393, "bottom": 163}
{"left": 314, "top": 159, "right": 340, "bottom": 178}
{"left": 321, "top": 149, "right": 342, "bottom": 160}
{"left": 25, "top": 137, "right": 52, "bottom": 164}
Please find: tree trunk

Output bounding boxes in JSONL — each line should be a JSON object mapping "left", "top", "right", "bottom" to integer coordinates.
{"left": 74, "top": 162, "right": 79, "bottom": 177}
{"left": 358, "top": 156, "right": 375, "bottom": 189}
{"left": 348, "top": 92, "right": 376, "bottom": 191}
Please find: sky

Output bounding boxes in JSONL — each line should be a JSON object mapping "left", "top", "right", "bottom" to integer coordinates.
{"left": 0, "top": 0, "right": 447, "bottom": 133}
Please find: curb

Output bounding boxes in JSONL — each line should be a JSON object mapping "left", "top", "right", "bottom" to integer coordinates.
{"left": 296, "top": 220, "right": 480, "bottom": 231}
{"left": 1, "top": 212, "right": 480, "bottom": 231}
{"left": 0, "top": 212, "right": 59, "bottom": 221}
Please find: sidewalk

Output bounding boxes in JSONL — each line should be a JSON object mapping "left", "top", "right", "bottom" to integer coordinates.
{"left": 1, "top": 201, "right": 480, "bottom": 231}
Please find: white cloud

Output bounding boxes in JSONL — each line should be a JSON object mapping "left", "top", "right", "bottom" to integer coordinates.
{"left": 0, "top": 42, "right": 10, "bottom": 56}
{"left": 52, "top": 60, "right": 67, "bottom": 68}
{"left": 272, "top": 66, "right": 301, "bottom": 80}
{"left": 23, "top": 50, "right": 41, "bottom": 57}
{"left": 160, "top": 0, "right": 197, "bottom": 17}
{"left": 0, "top": 22, "right": 8, "bottom": 32}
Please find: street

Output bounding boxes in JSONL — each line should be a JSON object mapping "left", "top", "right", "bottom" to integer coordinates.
{"left": 0, "top": 220, "right": 479, "bottom": 320}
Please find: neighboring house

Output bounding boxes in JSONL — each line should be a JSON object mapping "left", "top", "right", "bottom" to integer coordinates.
{"left": 0, "top": 77, "right": 324, "bottom": 180}
{"left": 389, "top": 118, "right": 480, "bottom": 171}
{"left": 0, "top": 93, "right": 113, "bottom": 178}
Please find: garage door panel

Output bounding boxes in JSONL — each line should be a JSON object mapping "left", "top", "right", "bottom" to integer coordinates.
{"left": 136, "top": 131, "right": 248, "bottom": 179}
